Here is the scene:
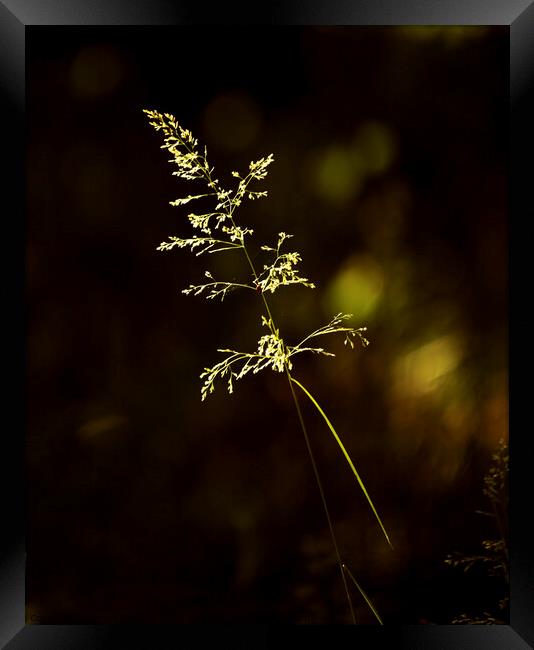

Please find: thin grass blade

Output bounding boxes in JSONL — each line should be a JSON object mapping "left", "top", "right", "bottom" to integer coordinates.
{"left": 290, "top": 376, "right": 393, "bottom": 550}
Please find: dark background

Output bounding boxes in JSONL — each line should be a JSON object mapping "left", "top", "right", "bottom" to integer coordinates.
{"left": 26, "top": 26, "right": 508, "bottom": 624}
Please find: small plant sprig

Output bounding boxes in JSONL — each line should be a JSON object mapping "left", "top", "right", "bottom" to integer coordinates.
{"left": 144, "top": 109, "right": 391, "bottom": 623}
{"left": 445, "top": 438, "right": 509, "bottom": 624}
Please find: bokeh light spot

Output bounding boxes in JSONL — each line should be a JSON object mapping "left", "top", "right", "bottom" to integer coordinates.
{"left": 352, "top": 121, "right": 397, "bottom": 176}
{"left": 313, "top": 146, "right": 366, "bottom": 203}
{"left": 70, "top": 44, "right": 124, "bottom": 98}
{"left": 325, "top": 255, "right": 384, "bottom": 319}
{"left": 393, "top": 334, "right": 463, "bottom": 398}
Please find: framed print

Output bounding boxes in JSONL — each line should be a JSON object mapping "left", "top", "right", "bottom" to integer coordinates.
{"left": 1, "top": 1, "right": 531, "bottom": 648}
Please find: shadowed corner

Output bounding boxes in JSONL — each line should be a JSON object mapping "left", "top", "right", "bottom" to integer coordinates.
{"left": 0, "top": 543, "right": 25, "bottom": 649}
{"left": 3, "top": 625, "right": 109, "bottom": 650}
{"left": 0, "top": 2, "right": 25, "bottom": 649}
{"left": 511, "top": 3, "right": 534, "bottom": 649}
{"left": 400, "top": 625, "right": 533, "bottom": 650}
{"left": 0, "top": 2, "right": 24, "bottom": 110}
{"left": 0, "top": 0, "right": 181, "bottom": 26}
{"left": 511, "top": 0, "right": 534, "bottom": 105}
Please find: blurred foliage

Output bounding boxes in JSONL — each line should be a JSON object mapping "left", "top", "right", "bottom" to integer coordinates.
{"left": 27, "top": 26, "right": 507, "bottom": 623}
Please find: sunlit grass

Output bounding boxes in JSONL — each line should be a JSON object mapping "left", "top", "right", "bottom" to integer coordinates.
{"left": 144, "top": 108, "right": 393, "bottom": 623}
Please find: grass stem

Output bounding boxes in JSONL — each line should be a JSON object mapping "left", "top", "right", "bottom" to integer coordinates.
{"left": 342, "top": 564, "right": 384, "bottom": 625}
{"left": 285, "top": 367, "right": 356, "bottom": 624}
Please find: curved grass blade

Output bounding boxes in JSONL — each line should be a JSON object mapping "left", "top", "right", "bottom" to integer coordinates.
{"left": 290, "top": 376, "right": 393, "bottom": 550}
{"left": 342, "top": 564, "right": 384, "bottom": 625}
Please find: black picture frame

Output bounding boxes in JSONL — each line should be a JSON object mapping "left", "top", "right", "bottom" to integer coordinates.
{"left": 1, "top": 1, "right": 530, "bottom": 648}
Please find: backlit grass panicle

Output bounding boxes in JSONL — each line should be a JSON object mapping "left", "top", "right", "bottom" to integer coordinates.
{"left": 144, "top": 108, "right": 393, "bottom": 623}
{"left": 144, "top": 108, "right": 369, "bottom": 399}
{"left": 256, "top": 232, "right": 316, "bottom": 294}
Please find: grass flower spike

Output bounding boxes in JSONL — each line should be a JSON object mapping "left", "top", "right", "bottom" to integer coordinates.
{"left": 144, "top": 108, "right": 393, "bottom": 623}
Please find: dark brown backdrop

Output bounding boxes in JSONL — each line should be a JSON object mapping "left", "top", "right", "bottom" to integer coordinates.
{"left": 27, "top": 26, "right": 508, "bottom": 623}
